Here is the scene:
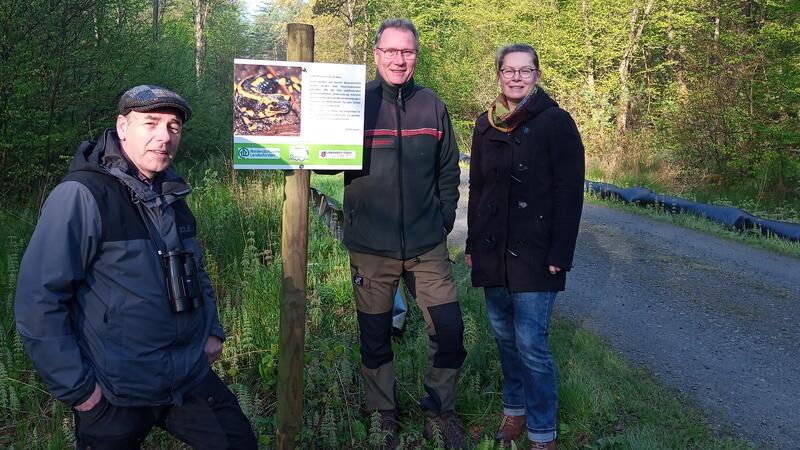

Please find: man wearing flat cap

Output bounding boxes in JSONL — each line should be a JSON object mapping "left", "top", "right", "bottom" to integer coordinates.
{"left": 14, "top": 85, "right": 257, "bottom": 449}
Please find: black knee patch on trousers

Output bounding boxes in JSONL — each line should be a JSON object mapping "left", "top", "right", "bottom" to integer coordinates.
{"left": 357, "top": 310, "right": 394, "bottom": 369}
{"left": 428, "top": 302, "right": 467, "bottom": 368}
{"left": 420, "top": 384, "right": 443, "bottom": 413}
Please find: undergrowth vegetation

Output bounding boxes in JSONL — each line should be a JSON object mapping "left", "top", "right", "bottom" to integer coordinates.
{"left": 0, "top": 163, "right": 755, "bottom": 449}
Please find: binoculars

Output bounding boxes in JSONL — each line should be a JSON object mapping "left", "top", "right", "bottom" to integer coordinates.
{"left": 162, "top": 250, "right": 204, "bottom": 313}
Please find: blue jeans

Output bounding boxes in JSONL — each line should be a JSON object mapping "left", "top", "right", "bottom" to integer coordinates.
{"left": 484, "top": 287, "right": 558, "bottom": 443}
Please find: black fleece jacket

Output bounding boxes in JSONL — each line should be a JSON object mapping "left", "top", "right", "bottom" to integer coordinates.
{"left": 342, "top": 75, "right": 460, "bottom": 259}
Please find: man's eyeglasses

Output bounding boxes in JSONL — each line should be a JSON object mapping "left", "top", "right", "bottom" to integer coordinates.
{"left": 499, "top": 67, "right": 537, "bottom": 79}
{"left": 376, "top": 48, "right": 418, "bottom": 60}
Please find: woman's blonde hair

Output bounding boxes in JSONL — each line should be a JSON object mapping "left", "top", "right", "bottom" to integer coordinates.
{"left": 495, "top": 44, "right": 540, "bottom": 71}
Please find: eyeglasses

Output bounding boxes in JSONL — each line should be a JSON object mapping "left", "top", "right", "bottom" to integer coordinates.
{"left": 499, "top": 67, "right": 537, "bottom": 79}
{"left": 376, "top": 48, "right": 418, "bottom": 60}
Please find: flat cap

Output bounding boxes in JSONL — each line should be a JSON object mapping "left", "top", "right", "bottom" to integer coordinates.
{"left": 118, "top": 85, "right": 192, "bottom": 122}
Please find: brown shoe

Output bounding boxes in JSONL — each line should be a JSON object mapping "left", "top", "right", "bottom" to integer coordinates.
{"left": 375, "top": 410, "right": 400, "bottom": 449}
{"left": 494, "top": 414, "right": 526, "bottom": 444}
{"left": 424, "top": 411, "right": 472, "bottom": 449}
{"left": 530, "top": 439, "right": 556, "bottom": 450}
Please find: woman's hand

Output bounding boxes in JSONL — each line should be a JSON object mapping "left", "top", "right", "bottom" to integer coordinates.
{"left": 548, "top": 265, "right": 562, "bottom": 275}
{"left": 464, "top": 253, "right": 473, "bottom": 268}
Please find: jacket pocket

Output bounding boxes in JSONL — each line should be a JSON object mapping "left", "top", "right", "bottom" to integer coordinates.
{"left": 530, "top": 214, "right": 552, "bottom": 248}
{"left": 106, "top": 354, "right": 171, "bottom": 399}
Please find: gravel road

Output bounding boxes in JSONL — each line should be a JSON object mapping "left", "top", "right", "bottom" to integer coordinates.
{"left": 449, "top": 174, "right": 800, "bottom": 449}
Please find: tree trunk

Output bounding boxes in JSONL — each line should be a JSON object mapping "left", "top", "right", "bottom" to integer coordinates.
{"left": 617, "top": 0, "right": 655, "bottom": 134}
{"left": 346, "top": 0, "right": 356, "bottom": 63}
{"left": 666, "top": 23, "right": 687, "bottom": 99}
{"left": 581, "top": 0, "right": 595, "bottom": 94}
{"left": 362, "top": 1, "right": 370, "bottom": 63}
{"left": 153, "top": 0, "right": 159, "bottom": 41}
{"left": 194, "top": 0, "right": 210, "bottom": 81}
{"left": 711, "top": 14, "right": 720, "bottom": 64}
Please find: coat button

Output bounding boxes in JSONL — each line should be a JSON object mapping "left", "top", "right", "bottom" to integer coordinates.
{"left": 523, "top": 126, "right": 530, "bottom": 134}
{"left": 516, "top": 163, "right": 528, "bottom": 172}
{"left": 518, "top": 201, "right": 528, "bottom": 209}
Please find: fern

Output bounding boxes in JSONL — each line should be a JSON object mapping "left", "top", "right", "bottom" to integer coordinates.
{"left": 12, "top": 331, "right": 24, "bottom": 364}
{"left": 62, "top": 415, "right": 76, "bottom": 445}
{"left": 0, "top": 359, "right": 8, "bottom": 411}
{"left": 5, "top": 236, "right": 21, "bottom": 318}
{"left": 8, "top": 379, "right": 20, "bottom": 417}
{"left": 429, "top": 419, "right": 445, "bottom": 450}
{"left": 240, "top": 309, "right": 256, "bottom": 354}
{"left": 320, "top": 403, "right": 337, "bottom": 448}
{"left": 230, "top": 383, "right": 256, "bottom": 423}
{"left": 308, "top": 292, "right": 322, "bottom": 331}
{"left": 368, "top": 410, "right": 387, "bottom": 448}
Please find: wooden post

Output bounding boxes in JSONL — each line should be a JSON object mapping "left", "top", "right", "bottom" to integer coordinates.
{"left": 277, "top": 23, "right": 314, "bottom": 450}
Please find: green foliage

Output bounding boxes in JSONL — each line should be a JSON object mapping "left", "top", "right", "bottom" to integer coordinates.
{"left": 245, "top": 0, "right": 305, "bottom": 60}
{"left": 3, "top": 0, "right": 796, "bottom": 214}
{"left": 298, "top": 0, "right": 799, "bottom": 216}
{"left": 0, "top": 0, "right": 248, "bottom": 205}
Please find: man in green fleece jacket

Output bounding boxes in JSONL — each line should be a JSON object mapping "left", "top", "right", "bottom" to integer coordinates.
{"left": 342, "top": 18, "right": 469, "bottom": 450}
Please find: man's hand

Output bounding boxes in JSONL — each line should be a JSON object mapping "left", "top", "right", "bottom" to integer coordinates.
{"left": 548, "top": 265, "right": 562, "bottom": 275}
{"left": 464, "top": 253, "right": 473, "bottom": 268}
{"left": 75, "top": 383, "right": 103, "bottom": 412}
{"left": 204, "top": 335, "right": 223, "bottom": 364}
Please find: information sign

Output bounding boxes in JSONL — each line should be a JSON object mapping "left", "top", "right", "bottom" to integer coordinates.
{"left": 233, "top": 59, "right": 366, "bottom": 170}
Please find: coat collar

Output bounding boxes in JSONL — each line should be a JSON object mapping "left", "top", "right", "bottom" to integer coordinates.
{"left": 374, "top": 73, "right": 416, "bottom": 108}
{"left": 475, "top": 87, "right": 558, "bottom": 136}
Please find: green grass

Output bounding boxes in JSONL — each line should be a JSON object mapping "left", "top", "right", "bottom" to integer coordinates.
{"left": 584, "top": 192, "right": 800, "bottom": 259}
{"left": 312, "top": 172, "right": 345, "bottom": 206}
{"left": 0, "top": 161, "right": 754, "bottom": 448}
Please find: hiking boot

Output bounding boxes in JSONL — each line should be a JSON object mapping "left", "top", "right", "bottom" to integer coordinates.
{"left": 423, "top": 411, "right": 471, "bottom": 449}
{"left": 530, "top": 439, "right": 556, "bottom": 450}
{"left": 377, "top": 410, "right": 400, "bottom": 449}
{"left": 494, "top": 414, "right": 525, "bottom": 444}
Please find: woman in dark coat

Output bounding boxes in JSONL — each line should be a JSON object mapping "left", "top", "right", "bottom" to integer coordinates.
{"left": 465, "top": 44, "right": 585, "bottom": 449}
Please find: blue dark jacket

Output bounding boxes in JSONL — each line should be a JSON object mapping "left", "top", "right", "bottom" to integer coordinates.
{"left": 14, "top": 128, "right": 224, "bottom": 407}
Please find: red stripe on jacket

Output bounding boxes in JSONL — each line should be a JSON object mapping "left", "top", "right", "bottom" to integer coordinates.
{"left": 364, "top": 128, "right": 443, "bottom": 141}
{"left": 365, "top": 138, "right": 393, "bottom": 146}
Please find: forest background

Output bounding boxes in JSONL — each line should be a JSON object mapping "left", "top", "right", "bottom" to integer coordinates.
{"left": 0, "top": 0, "right": 798, "bottom": 215}
{"left": 0, "top": 0, "right": 798, "bottom": 447}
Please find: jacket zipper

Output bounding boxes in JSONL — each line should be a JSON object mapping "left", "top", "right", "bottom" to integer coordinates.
{"left": 396, "top": 89, "right": 406, "bottom": 260}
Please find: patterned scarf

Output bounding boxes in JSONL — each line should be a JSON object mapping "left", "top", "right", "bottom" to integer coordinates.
{"left": 488, "top": 86, "right": 538, "bottom": 132}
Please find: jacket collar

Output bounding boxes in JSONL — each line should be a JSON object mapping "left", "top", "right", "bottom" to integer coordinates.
{"left": 374, "top": 73, "right": 416, "bottom": 108}
{"left": 475, "top": 87, "right": 558, "bottom": 135}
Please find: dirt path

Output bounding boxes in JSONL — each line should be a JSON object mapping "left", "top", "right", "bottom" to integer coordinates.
{"left": 449, "top": 174, "right": 800, "bottom": 449}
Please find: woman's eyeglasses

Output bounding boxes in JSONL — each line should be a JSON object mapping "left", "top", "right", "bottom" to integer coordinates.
{"left": 499, "top": 67, "right": 537, "bottom": 79}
